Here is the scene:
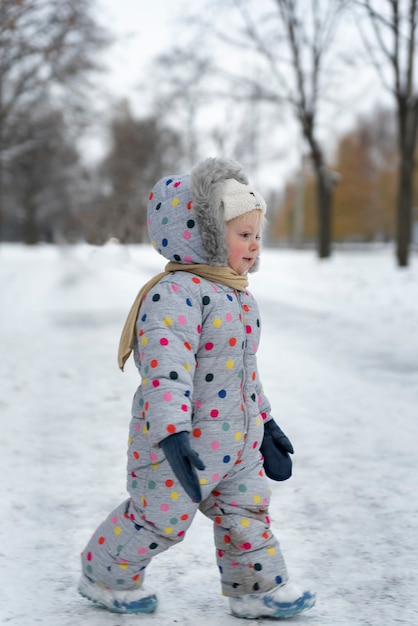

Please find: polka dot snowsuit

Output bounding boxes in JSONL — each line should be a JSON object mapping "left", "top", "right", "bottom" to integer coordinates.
{"left": 81, "top": 171, "right": 289, "bottom": 598}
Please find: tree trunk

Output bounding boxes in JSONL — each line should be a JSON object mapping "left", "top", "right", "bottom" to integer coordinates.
{"left": 0, "top": 89, "right": 3, "bottom": 242}
{"left": 0, "top": 158, "right": 3, "bottom": 242}
{"left": 22, "top": 202, "right": 39, "bottom": 245}
{"left": 396, "top": 155, "right": 413, "bottom": 267}
{"left": 305, "top": 122, "right": 333, "bottom": 259}
{"left": 311, "top": 161, "right": 333, "bottom": 259}
{"left": 292, "top": 164, "right": 305, "bottom": 248}
{"left": 396, "top": 97, "right": 416, "bottom": 268}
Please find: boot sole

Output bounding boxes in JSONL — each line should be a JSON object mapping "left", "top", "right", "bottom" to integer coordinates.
{"left": 231, "top": 592, "right": 316, "bottom": 619}
{"left": 78, "top": 579, "right": 157, "bottom": 614}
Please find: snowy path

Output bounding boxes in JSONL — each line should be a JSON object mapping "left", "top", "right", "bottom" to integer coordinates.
{"left": 1, "top": 244, "right": 417, "bottom": 625}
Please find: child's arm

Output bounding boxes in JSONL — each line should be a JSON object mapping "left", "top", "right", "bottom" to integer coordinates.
{"left": 136, "top": 279, "right": 202, "bottom": 447}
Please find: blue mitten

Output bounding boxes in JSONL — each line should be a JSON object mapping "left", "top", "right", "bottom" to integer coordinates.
{"left": 160, "top": 431, "right": 206, "bottom": 502}
{"left": 260, "top": 420, "right": 294, "bottom": 481}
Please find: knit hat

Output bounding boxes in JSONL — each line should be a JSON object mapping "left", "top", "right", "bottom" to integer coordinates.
{"left": 221, "top": 178, "right": 267, "bottom": 221}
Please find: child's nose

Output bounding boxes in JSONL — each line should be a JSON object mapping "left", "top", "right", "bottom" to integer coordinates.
{"left": 250, "top": 238, "right": 259, "bottom": 251}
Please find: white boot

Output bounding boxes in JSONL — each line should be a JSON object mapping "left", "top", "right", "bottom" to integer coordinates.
{"left": 78, "top": 575, "right": 157, "bottom": 614}
{"left": 229, "top": 581, "right": 316, "bottom": 619}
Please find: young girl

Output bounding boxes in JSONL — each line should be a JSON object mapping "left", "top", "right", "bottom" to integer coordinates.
{"left": 78, "top": 157, "right": 316, "bottom": 619}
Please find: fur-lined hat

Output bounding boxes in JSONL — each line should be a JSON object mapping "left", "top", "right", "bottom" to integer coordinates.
{"left": 147, "top": 157, "right": 265, "bottom": 271}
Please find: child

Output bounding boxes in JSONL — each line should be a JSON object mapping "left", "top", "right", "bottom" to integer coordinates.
{"left": 78, "top": 157, "right": 316, "bottom": 619}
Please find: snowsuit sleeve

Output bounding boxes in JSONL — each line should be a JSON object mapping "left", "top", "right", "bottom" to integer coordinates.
{"left": 243, "top": 291, "right": 273, "bottom": 426}
{"left": 132, "top": 278, "right": 202, "bottom": 448}
{"left": 254, "top": 366, "right": 273, "bottom": 425}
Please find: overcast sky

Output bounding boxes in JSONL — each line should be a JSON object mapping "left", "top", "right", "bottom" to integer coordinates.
{"left": 96, "top": 0, "right": 191, "bottom": 108}
{"left": 89, "top": 0, "right": 393, "bottom": 188}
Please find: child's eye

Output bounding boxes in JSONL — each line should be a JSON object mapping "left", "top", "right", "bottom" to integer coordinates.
{"left": 241, "top": 232, "right": 250, "bottom": 238}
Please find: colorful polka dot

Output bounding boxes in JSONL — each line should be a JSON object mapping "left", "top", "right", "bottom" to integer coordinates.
{"left": 126, "top": 209, "right": 271, "bottom": 574}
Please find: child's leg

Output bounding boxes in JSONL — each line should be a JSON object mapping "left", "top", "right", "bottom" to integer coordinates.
{"left": 81, "top": 498, "right": 160, "bottom": 590}
{"left": 199, "top": 458, "right": 288, "bottom": 598}
{"left": 81, "top": 472, "right": 200, "bottom": 589}
{"left": 81, "top": 415, "right": 202, "bottom": 591}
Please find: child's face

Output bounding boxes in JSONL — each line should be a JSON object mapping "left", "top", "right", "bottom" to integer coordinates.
{"left": 225, "top": 210, "right": 262, "bottom": 275}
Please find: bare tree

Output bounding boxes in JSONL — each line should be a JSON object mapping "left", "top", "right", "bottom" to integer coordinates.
{"left": 82, "top": 100, "right": 185, "bottom": 244}
{"left": 332, "top": 107, "right": 398, "bottom": 241}
{"left": 148, "top": 47, "right": 213, "bottom": 168}
{"left": 0, "top": 0, "right": 111, "bottom": 240}
{"left": 273, "top": 0, "right": 347, "bottom": 257}
{"left": 3, "top": 102, "right": 83, "bottom": 243}
{"left": 165, "top": 0, "right": 349, "bottom": 258}
{"left": 355, "top": 0, "right": 418, "bottom": 266}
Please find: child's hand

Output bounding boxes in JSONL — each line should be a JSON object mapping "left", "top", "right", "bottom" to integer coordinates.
{"left": 265, "top": 419, "right": 294, "bottom": 454}
{"left": 160, "top": 432, "right": 206, "bottom": 502}
{"left": 260, "top": 420, "right": 294, "bottom": 481}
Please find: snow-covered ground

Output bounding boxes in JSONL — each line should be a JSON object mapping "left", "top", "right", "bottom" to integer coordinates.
{"left": 1, "top": 242, "right": 417, "bottom": 626}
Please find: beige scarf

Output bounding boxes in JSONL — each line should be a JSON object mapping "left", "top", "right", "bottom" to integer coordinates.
{"left": 118, "top": 262, "right": 249, "bottom": 370}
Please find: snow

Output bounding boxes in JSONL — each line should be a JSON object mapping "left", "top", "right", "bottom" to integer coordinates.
{"left": 1, "top": 241, "right": 417, "bottom": 625}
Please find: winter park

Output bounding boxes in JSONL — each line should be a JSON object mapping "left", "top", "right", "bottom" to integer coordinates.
{"left": 1, "top": 241, "right": 418, "bottom": 625}
{"left": 2, "top": 1, "right": 418, "bottom": 625}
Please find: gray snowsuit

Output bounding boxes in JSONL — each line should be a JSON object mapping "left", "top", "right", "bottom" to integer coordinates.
{"left": 81, "top": 158, "right": 289, "bottom": 597}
